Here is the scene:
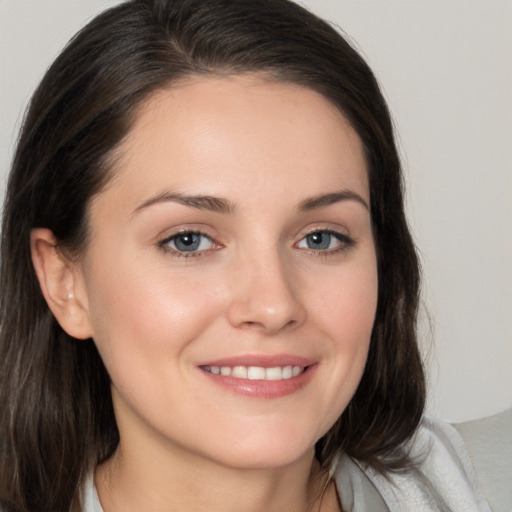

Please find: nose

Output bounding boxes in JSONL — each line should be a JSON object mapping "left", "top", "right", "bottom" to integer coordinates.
{"left": 226, "top": 250, "right": 307, "bottom": 335}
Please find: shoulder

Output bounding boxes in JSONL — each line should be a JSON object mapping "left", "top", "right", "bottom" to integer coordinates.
{"left": 404, "top": 416, "right": 492, "bottom": 510}
{"left": 453, "top": 407, "right": 512, "bottom": 512}
{"left": 81, "top": 473, "right": 103, "bottom": 512}
{"left": 333, "top": 416, "right": 493, "bottom": 512}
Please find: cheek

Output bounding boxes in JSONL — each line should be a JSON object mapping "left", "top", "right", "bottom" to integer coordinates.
{"left": 306, "top": 256, "right": 378, "bottom": 406}
{"left": 308, "top": 256, "right": 378, "bottom": 343}
{"left": 82, "top": 255, "right": 224, "bottom": 379}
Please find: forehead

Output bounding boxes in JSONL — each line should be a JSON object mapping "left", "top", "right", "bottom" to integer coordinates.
{"left": 96, "top": 75, "right": 369, "bottom": 214}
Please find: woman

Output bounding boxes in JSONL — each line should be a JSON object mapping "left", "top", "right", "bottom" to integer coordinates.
{"left": 0, "top": 1, "right": 490, "bottom": 511}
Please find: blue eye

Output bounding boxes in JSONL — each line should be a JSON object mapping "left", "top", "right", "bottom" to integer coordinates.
{"left": 161, "top": 232, "right": 214, "bottom": 253}
{"left": 297, "top": 230, "right": 352, "bottom": 252}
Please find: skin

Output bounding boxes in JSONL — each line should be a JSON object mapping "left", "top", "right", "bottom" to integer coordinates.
{"left": 32, "top": 75, "right": 378, "bottom": 512}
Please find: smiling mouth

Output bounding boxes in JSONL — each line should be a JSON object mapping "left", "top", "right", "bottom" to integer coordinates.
{"left": 201, "top": 365, "right": 306, "bottom": 381}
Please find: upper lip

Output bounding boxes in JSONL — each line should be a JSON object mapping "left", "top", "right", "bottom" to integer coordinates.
{"left": 197, "top": 354, "right": 316, "bottom": 368}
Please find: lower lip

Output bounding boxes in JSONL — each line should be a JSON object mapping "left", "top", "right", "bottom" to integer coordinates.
{"left": 198, "top": 365, "right": 317, "bottom": 399}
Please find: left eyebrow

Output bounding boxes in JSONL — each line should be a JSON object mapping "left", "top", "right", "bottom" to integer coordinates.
{"left": 298, "top": 190, "right": 369, "bottom": 212}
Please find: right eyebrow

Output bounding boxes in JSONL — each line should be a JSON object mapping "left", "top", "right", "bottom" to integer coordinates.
{"left": 132, "top": 192, "right": 236, "bottom": 216}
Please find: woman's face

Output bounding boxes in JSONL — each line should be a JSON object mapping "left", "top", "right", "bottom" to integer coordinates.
{"left": 75, "top": 75, "right": 378, "bottom": 469}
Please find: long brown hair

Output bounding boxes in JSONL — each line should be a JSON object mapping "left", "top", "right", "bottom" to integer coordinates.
{"left": 0, "top": 1, "right": 424, "bottom": 510}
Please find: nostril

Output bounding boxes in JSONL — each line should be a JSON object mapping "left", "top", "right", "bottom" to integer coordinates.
{"left": 225, "top": 271, "right": 307, "bottom": 333}
{"left": 238, "top": 317, "right": 299, "bottom": 333}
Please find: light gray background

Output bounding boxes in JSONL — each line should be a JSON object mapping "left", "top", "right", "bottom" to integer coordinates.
{"left": 1, "top": 0, "right": 511, "bottom": 422}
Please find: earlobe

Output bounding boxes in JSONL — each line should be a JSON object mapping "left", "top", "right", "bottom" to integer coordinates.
{"left": 30, "top": 228, "right": 93, "bottom": 340}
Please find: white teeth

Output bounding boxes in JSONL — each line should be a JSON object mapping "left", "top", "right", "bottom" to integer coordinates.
{"left": 282, "top": 365, "right": 293, "bottom": 379}
{"left": 248, "top": 366, "right": 266, "bottom": 380}
{"left": 204, "top": 365, "right": 305, "bottom": 380}
{"left": 232, "top": 366, "right": 248, "bottom": 378}
{"left": 266, "top": 367, "right": 282, "bottom": 380}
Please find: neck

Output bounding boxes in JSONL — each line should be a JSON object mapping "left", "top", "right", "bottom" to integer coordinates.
{"left": 95, "top": 439, "right": 333, "bottom": 512}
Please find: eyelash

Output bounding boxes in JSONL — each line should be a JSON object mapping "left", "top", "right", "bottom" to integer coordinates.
{"left": 158, "top": 230, "right": 217, "bottom": 258}
{"left": 157, "top": 228, "right": 355, "bottom": 259}
{"left": 298, "top": 229, "right": 355, "bottom": 257}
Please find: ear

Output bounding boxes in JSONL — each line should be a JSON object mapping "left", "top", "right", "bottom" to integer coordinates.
{"left": 30, "top": 228, "right": 93, "bottom": 340}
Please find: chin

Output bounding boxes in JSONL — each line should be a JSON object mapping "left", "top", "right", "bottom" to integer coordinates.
{"left": 194, "top": 423, "right": 323, "bottom": 470}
